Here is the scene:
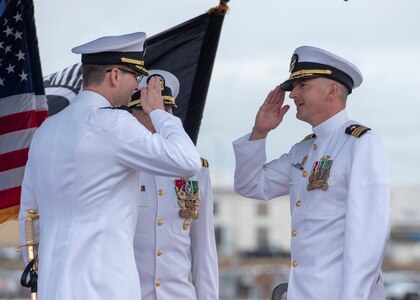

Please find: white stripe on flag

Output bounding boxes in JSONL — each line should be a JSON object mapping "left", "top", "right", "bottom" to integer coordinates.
{"left": 35, "top": 94, "right": 48, "bottom": 111}
{"left": 0, "top": 94, "right": 47, "bottom": 117}
{"left": 0, "top": 128, "right": 36, "bottom": 154}
{"left": 0, "top": 167, "right": 25, "bottom": 191}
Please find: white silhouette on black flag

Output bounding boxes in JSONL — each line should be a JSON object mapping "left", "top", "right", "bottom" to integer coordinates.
{"left": 44, "top": 1, "right": 229, "bottom": 144}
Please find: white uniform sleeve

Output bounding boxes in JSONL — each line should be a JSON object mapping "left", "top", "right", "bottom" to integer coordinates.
{"left": 232, "top": 133, "right": 290, "bottom": 200}
{"left": 190, "top": 166, "right": 219, "bottom": 300}
{"left": 113, "top": 109, "right": 201, "bottom": 177}
{"left": 339, "top": 133, "right": 391, "bottom": 299}
{"left": 18, "top": 159, "right": 39, "bottom": 265}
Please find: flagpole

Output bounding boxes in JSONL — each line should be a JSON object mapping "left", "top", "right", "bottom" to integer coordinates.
{"left": 16, "top": 210, "right": 39, "bottom": 300}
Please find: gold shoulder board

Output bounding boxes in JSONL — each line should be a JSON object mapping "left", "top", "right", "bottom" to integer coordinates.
{"left": 201, "top": 158, "right": 209, "bottom": 168}
{"left": 303, "top": 133, "right": 316, "bottom": 141}
{"left": 345, "top": 124, "right": 371, "bottom": 138}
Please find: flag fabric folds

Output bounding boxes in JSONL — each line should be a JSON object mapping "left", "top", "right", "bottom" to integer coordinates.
{"left": 44, "top": 1, "right": 228, "bottom": 144}
{"left": 0, "top": 0, "right": 48, "bottom": 223}
{"left": 144, "top": 3, "right": 228, "bottom": 144}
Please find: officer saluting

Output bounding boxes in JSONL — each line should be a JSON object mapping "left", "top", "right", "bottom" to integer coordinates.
{"left": 18, "top": 33, "right": 201, "bottom": 300}
{"left": 233, "top": 46, "right": 391, "bottom": 299}
{"left": 131, "top": 70, "right": 219, "bottom": 300}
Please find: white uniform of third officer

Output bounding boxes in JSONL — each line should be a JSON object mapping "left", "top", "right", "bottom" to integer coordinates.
{"left": 131, "top": 70, "right": 219, "bottom": 300}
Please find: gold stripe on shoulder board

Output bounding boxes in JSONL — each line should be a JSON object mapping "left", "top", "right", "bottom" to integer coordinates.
{"left": 303, "top": 133, "right": 316, "bottom": 141}
{"left": 345, "top": 124, "right": 371, "bottom": 138}
{"left": 201, "top": 158, "right": 209, "bottom": 168}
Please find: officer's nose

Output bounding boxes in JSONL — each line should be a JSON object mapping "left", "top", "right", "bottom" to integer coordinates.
{"left": 289, "top": 87, "right": 298, "bottom": 99}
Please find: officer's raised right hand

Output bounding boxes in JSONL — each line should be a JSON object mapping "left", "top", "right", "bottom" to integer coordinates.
{"left": 140, "top": 76, "right": 165, "bottom": 114}
{"left": 249, "top": 86, "right": 290, "bottom": 141}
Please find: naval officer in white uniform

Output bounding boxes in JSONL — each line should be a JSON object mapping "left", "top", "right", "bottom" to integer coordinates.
{"left": 130, "top": 70, "right": 219, "bottom": 300}
{"left": 233, "top": 46, "right": 391, "bottom": 300}
{"left": 18, "top": 32, "right": 202, "bottom": 300}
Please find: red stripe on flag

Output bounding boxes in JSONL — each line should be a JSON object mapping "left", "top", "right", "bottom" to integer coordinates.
{"left": 0, "top": 111, "right": 40, "bottom": 135}
{"left": 0, "top": 148, "right": 29, "bottom": 172}
{"left": 0, "top": 186, "right": 21, "bottom": 210}
{"left": 37, "top": 110, "right": 49, "bottom": 126}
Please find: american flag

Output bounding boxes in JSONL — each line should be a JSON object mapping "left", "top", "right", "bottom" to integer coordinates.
{"left": 0, "top": 0, "right": 48, "bottom": 223}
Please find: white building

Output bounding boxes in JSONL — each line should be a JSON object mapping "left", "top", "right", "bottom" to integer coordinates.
{"left": 213, "top": 187, "right": 291, "bottom": 258}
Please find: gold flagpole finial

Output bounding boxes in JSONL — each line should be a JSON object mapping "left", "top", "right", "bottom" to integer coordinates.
{"left": 208, "top": 0, "right": 230, "bottom": 15}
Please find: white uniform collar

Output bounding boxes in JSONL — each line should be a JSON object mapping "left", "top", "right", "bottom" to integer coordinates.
{"left": 74, "top": 90, "right": 112, "bottom": 108}
{"left": 312, "top": 109, "right": 349, "bottom": 137}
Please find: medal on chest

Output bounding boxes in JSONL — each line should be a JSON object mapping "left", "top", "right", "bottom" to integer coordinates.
{"left": 307, "top": 155, "right": 333, "bottom": 191}
{"left": 175, "top": 178, "right": 200, "bottom": 230}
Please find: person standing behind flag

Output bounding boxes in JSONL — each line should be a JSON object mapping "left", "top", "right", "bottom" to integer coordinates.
{"left": 233, "top": 46, "right": 390, "bottom": 299}
{"left": 18, "top": 32, "right": 202, "bottom": 300}
{"left": 130, "top": 70, "right": 219, "bottom": 300}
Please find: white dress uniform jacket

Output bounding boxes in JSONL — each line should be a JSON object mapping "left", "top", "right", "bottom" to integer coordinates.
{"left": 233, "top": 110, "right": 390, "bottom": 300}
{"left": 18, "top": 90, "right": 201, "bottom": 300}
{"left": 134, "top": 161, "right": 219, "bottom": 300}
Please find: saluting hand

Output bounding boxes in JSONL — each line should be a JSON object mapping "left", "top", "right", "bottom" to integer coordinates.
{"left": 140, "top": 76, "right": 165, "bottom": 114}
{"left": 249, "top": 86, "right": 290, "bottom": 141}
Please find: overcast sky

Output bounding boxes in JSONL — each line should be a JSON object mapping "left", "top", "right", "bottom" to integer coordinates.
{"left": 33, "top": 0, "right": 420, "bottom": 188}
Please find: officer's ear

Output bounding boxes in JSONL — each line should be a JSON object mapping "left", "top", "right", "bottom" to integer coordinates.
{"left": 326, "top": 81, "right": 341, "bottom": 101}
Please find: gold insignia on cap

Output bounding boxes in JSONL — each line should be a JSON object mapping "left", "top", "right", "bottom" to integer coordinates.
{"left": 290, "top": 69, "right": 332, "bottom": 80}
{"left": 162, "top": 96, "right": 176, "bottom": 106}
{"left": 128, "top": 99, "right": 141, "bottom": 108}
{"left": 133, "top": 65, "right": 148, "bottom": 74}
{"left": 120, "top": 57, "right": 144, "bottom": 66}
{"left": 345, "top": 124, "right": 371, "bottom": 138}
{"left": 289, "top": 54, "right": 298, "bottom": 73}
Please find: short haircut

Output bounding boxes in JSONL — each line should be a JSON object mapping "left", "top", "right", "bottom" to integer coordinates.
{"left": 82, "top": 64, "right": 119, "bottom": 87}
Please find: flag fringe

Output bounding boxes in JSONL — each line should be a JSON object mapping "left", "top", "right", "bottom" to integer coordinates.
{"left": 208, "top": 0, "right": 229, "bottom": 15}
{"left": 0, "top": 205, "right": 19, "bottom": 224}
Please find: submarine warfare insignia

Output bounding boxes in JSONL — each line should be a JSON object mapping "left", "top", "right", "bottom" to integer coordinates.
{"left": 307, "top": 156, "right": 333, "bottom": 191}
{"left": 292, "top": 155, "right": 308, "bottom": 171}
{"left": 175, "top": 178, "right": 200, "bottom": 230}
